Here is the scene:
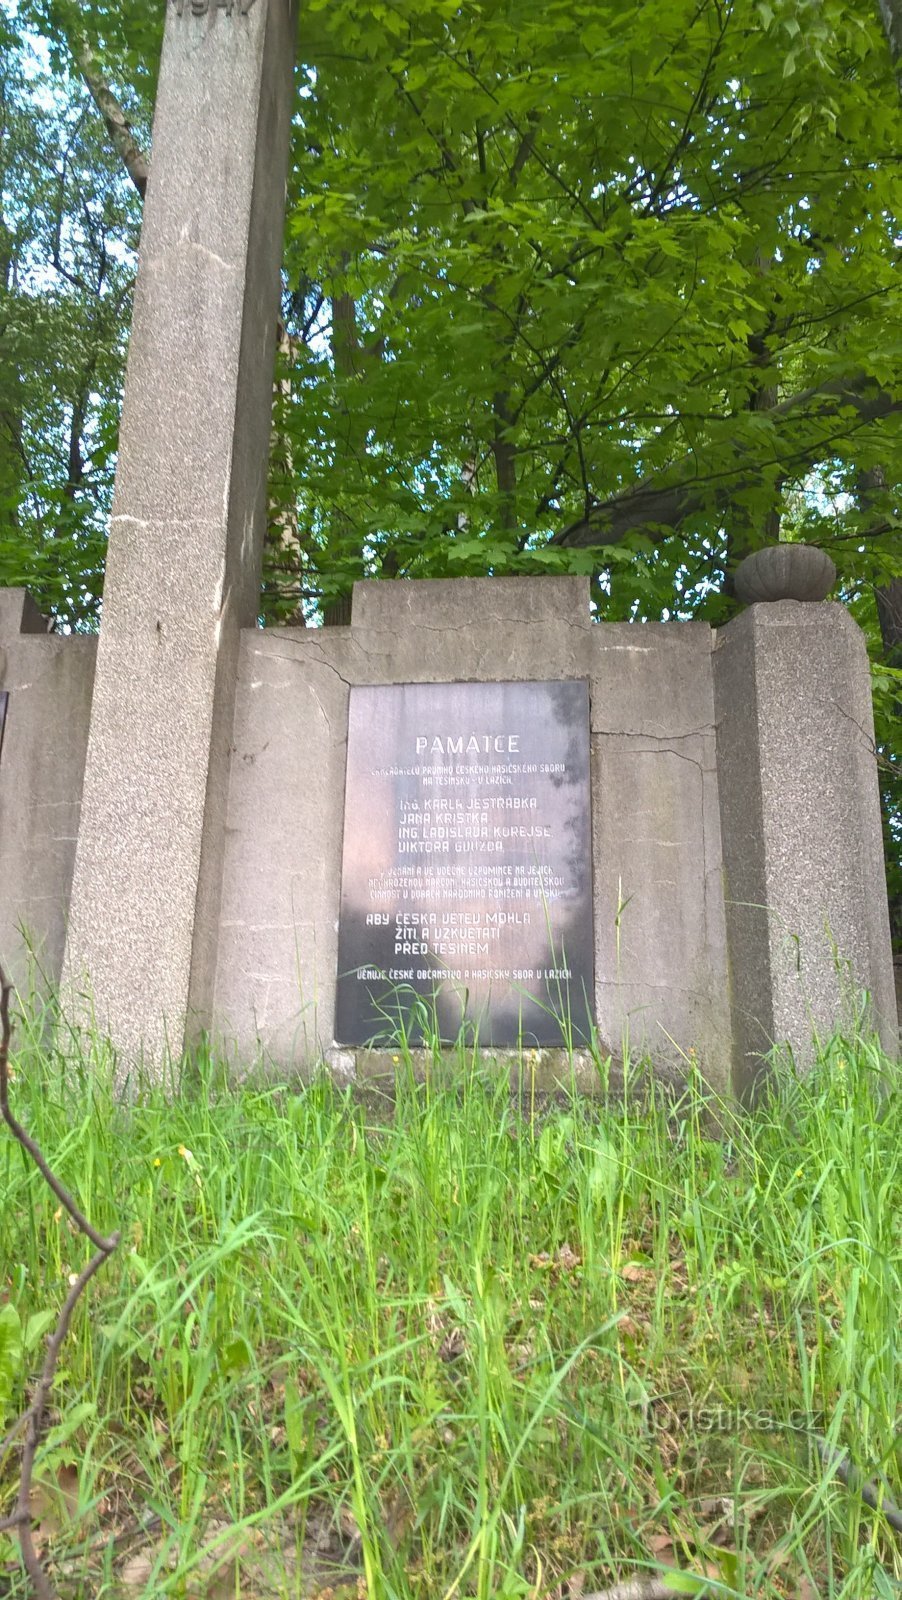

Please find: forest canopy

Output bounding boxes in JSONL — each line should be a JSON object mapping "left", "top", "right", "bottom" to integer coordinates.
{"left": 0, "top": 0, "right": 900, "bottom": 936}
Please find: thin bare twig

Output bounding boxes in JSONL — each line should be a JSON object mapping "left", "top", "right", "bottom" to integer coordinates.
{"left": 0, "top": 963, "right": 120, "bottom": 1598}
{"left": 812, "top": 1434, "right": 902, "bottom": 1536}
{"left": 0, "top": 979, "right": 110, "bottom": 1251}
{"left": 583, "top": 1580, "right": 712, "bottom": 1600}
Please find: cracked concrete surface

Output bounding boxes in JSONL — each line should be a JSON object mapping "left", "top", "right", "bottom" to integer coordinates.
{"left": 2, "top": 577, "right": 894, "bottom": 1091}
{"left": 0, "top": 626, "right": 97, "bottom": 991}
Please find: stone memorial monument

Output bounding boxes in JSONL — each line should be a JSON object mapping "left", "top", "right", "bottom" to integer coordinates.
{"left": 0, "top": 0, "right": 897, "bottom": 1093}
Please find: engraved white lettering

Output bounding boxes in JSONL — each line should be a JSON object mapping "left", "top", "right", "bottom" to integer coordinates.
{"left": 170, "top": 0, "right": 257, "bottom": 17}
{"left": 415, "top": 734, "right": 521, "bottom": 755}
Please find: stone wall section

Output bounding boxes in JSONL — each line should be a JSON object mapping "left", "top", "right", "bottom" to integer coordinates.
{"left": 212, "top": 578, "right": 735, "bottom": 1084}
{"left": 0, "top": 594, "right": 96, "bottom": 994}
{"left": 0, "top": 576, "right": 896, "bottom": 1088}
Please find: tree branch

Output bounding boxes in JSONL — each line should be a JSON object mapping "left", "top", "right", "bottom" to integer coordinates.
{"left": 509, "top": 112, "right": 540, "bottom": 184}
{"left": 70, "top": 35, "right": 149, "bottom": 199}
{"left": 553, "top": 374, "right": 902, "bottom": 547}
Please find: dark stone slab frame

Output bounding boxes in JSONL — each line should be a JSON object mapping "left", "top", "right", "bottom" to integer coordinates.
{"left": 335, "top": 679, "right": 595, "bottom": 1049}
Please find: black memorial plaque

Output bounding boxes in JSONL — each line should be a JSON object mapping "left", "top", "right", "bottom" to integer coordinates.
{"left": 335, "top": 680, "right": 594, "bottom": 1047}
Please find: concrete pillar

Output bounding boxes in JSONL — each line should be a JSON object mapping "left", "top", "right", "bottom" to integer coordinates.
{"left": 714, "top": 601, "right": 897, "bottom": 1095}
{"left": 63, "top": 0, "right": 297, "bottom": 1063}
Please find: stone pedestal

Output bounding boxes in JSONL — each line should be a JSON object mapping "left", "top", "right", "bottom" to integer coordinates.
{"left": 62, "top": 0, "right": 297, "bottom": 1064}
{"left": 714, "top": 601, "right": 897, "bottom": 1094}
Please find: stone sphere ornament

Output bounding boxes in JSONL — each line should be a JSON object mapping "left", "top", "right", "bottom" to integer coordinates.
{"left": 733, "top": 543, "right": 836, "bottom": 605}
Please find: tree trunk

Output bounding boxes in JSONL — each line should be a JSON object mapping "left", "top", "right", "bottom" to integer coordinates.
{"left": 858, "top": 466, "right": 901, "bottom": 954}
{"left": 263, "top": 321, "right": 306, "bottom": 625}
{"left": 878, "top": 0, "right": 902, "bottom": 69}
{"left": 0, "top": 210, "right": 23, "bottom": 541}
{"left": 491, "top": 390, "right": 517, "bottom": 534}
{"left": 875, "top": 579, "right": 902, "bottom": 667}
{"left": 723, "top": 253, "right": 782, "bottom": 592}
{"left": 323, "top": 287, "right": 365, "bottom": 626}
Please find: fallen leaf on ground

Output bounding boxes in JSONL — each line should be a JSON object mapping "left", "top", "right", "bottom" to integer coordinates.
{"left": 29, "top": 1462, "right": 81, "bottom": 1548}
{"left": 621, "top": 1262, "right": 656, "bottom": 1285}
{"left": 120, "top": 1552, "right": 154, "bottom": 1589}
{"left": 618, "top": 1315, "right": 643, "bottom": 1338}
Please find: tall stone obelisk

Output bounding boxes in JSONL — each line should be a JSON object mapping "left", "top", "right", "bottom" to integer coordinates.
{"left": 63, "top": 0, "right": 297, "bottom": 1065}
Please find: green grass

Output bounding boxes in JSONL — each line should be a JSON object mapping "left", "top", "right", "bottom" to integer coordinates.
{"left": 0, "top": 1027, "right": 900, "bottom": 1600}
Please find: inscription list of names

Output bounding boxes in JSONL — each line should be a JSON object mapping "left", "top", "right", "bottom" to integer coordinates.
{"left": 335, "top": 680, "right": 594, "bottom": 1046}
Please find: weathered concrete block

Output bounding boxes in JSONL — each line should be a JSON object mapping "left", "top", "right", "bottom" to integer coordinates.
{"left": 0, "top": 590, "right": 48, "bottom": 638}
{"left": 586, "top": 623, "right": 731, "bottom": 1083}
{"left": 62, "top": 0, "right": 297, "bottom": 1063}
{"left": 351, "top": 575, "right": 593, "bottom": 633}
{"left": 714, "top": 601, "right": 897, "bottom": 1093}
{"left": 0, "top": 592, "right": 96, "bottom": 992}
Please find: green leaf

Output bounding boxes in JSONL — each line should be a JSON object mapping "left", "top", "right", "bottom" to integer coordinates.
{"left": 24, "top": 1310, "right": 57, "bottom": 1353}
{"left": 43, "top": 1401, "right": 97, "bottom": 1455}
{"left": 662, "top": 1570, "right": 715, "bottom": 1595}
{"left": 219, "top": 1333, "right": 255, "bottom": 1375}
{"left": 0, "top": 1304, "right": 23, "bottom": 1423}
